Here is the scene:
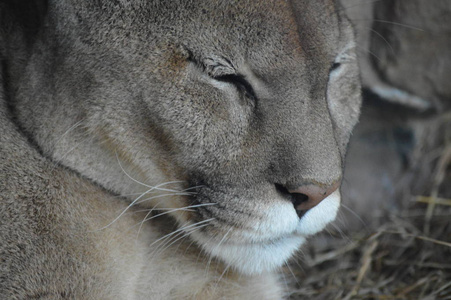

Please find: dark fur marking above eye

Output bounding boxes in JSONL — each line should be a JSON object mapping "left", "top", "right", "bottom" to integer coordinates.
{"left": 214, "top": 74, "right": 257, "bottom": 100}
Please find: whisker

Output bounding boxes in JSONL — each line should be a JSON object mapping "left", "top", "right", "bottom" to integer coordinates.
{"left": 112, "top": 192, "right": 150, "bottom": 198}
{"left": 129, "top": 202, "right": 217, "bottom": 237}
{"left": 137, "top": 184, "right": 203, "bottom": 195}
{"left": 113, "top": 184, "right": 201, "bottom": 199}
{"left": 291, "top": 252, "right": 306, "bottom": 275}
{"left": 341, "top": 203, "right": 369, "bottom": 231}
{"left": 213, "top": 262, "right": 232, "bottom": 293}
{"left": 285, "top": 261, "right": 301, "bottom": 288}
{"left": 280, "top": 265, "right": 290, "bottom": 297}
{"left": 356, "top": 45, "right": 382, "bottom": 62}
{"left": 146, "top": 207, "right": 195, "bottom": 211}
{"left": 115, "top": 150, "right": 185, "bottom": 190}
{"left": 181, "top": 185, "right": 205, "bottom": 192}
{"left": 196, "top": 234, "right": 217, "bottom": 267}
{"left": 50, "top": 134, "right": 94, "bottom": 171}
{"left": 152, "top": 224, "right": 210, "bottom": 259}
{"left": 148, "top": 220, "right": 215, "bottom": 263}
{"left": 148, "top": 218, "right": 215, "bottom": 250}
{"left": 205, "top": 227, "right": 233, "bottom": 276}
{"left": 94, "top": 188, "right": 155, "bottom": 231}
{"left": 142, "top": 186, "right": 192, "bottom": 193}
{"left": 371, "top": 19, "right": 425, "bottom": 32}
{"left": 53, "top": 119, "right": 85, "bottom": 148}
{"left": 136, "top": 200, "right": 167, "bottom": 241}
{"left": 348, "top": 18, "right": 425, "bottom": 32}
{"left": 95, "top": 182, "right": 186, "bottom": 231}
{"left": 366, "top": 26, "right": 395, "bottom": 54}
{"left": 135, "top": 192, "right": 194, "bottom": 205}
{"left": 333, "top": 209, "right": 351, "bottom": 234}
{"left": 141, "top": 203, "right": 218, "bottom": 223}
{"left": 337, "top": 0, "right": 383, "bottom": 13}
{"left": 330, "top": 223, "right": 352, "bottom": 244}
{"left": 183, "top": 237, "right": 198, "bottom": 256}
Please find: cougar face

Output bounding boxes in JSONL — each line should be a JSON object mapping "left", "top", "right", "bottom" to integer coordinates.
{"left": 14, "top": 0, "right": 361, "bottom": 275}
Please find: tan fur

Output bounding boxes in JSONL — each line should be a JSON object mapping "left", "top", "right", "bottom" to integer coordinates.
{"left": 0, "top": 97, "right": 282, "bottom": 299}
{"left": 1, "top": 0, "right": 361, "bottom": 298}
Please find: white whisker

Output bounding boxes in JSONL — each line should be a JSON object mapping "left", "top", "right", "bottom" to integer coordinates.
{"left": 356, "top": 45, "right": 382, "bottom": 62}
{"left": 95, "top": 182, "right": 188, "bottom": 231}
{"left": 113, "top": 184, "right": 200, "bottom": 198}
{"left": 148, "top": 218, "right": 215, "bottom": 250}
{"left": 371, "top": 19, "right": 425, "bottom": 32}
{"left": 153, "top": 224, "right": 210, "bottom": 259}
{"left": 285, "top": 261, "right": 300, "bottom": 288}
{"left": 148, "top": 219, "right": 215, "bottom": 263}
{"left": 53, "top": 119, "right": 85, "bottom": 147}
{"left": 205, "top": 227, "right": 232, "bottom": 276}
{"left": 341, "top": 203, "right": 369, "bottom": 231}
{"left": 338, "top": 0, "right": 382, "bottom": 12}
{"left": 136, "top": 201, "right": 165, "bottom": 241}
{"left": 212, "top": 256, "right": 235, "bottom": 294}
{"left": 141, "top": 203, "right": 218, "bottom": 223}
{"left": 366, "top": 26, "right": 395, "bottom": 54}
{"left": 135, "top": 192, "right": 193, "bottom": 205}
{"left": 115, "top": 150, "right": 185, "bottom": 191}
{"left": 50, "top": 134, "right": 94, "bottom": 171}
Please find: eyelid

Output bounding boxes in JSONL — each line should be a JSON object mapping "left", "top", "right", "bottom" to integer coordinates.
{"left": 214, "top": 74, "right": 257, "bottom": 100}
{"left": 330, "top": 62, "right": 341, "bottom": 72}
{"left": 188, "top": 53, "right": 257, "bottom": 100}
{"left": 329, "top": 62, "right": 342, "bottom": 73}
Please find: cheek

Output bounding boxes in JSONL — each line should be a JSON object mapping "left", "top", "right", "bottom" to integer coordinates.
{"left": 152, "top": 79, "right": 253, "bottom": 174}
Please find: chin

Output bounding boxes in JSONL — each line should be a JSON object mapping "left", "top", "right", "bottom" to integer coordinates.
{"left": 189, "top": 190, "right": 341, "bottom": 276}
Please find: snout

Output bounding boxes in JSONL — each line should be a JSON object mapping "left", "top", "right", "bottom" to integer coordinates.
{"left": 275, "top": 179, "right": 341, "bottom": 217}
{"left": 288, "top": 180, "right": 341, "bottom": 211}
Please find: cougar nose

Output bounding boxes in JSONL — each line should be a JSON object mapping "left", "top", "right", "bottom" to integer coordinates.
{"left": 288, "top": 181, "right": 341, "bottom": 212}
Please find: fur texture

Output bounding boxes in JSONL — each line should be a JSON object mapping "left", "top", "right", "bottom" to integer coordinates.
{"left": 1, "top": 0, "right": 361, "bottom": 298}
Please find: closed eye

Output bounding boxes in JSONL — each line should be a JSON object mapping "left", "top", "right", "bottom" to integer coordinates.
{"left": 214, "top": 74, "right": 257, "bottom": 100}
{"left": 330, "top": 62, "right": 341, "bottom": 72}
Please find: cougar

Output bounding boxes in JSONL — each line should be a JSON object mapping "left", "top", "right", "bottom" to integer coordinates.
{"left": 0, "top": 0, "right": 361, "bottom": 298}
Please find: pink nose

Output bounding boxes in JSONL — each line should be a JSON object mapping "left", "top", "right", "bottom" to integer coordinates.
{"left": 288, "top": 181, "right": 340, "bottom": 211}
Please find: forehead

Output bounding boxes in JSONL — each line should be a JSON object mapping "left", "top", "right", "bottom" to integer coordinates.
{"left": 170, "top": 0, "right": 350, "bottom": 59}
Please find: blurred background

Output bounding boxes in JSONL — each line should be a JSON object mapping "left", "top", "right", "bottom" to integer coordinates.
{"left": 290, "top": 0, "right": 451, "bottom": 298}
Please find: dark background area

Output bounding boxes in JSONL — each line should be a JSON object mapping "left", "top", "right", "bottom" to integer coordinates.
{"left": 290, "top": 1, "right": 451, "bottom": 298}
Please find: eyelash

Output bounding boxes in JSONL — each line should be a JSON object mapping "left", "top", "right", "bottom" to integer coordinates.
{"left": 214, "top": 74, "right": 257, "bottom": 100}
{"left": 184, "top": 51, "right": 256, "bottom": 100}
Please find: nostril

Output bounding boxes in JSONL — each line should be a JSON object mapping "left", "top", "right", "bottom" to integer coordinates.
{"left": 289, "top": 181, "right": 340, "bottom": 212}
{"left": 276, "top": 180, "right": 341, "bottom": 218}
{"left": 275, "top": 183, "right": 310, "bottom": 217}
{"left": 291, "top": 193, "right": 309, "bottom": 218}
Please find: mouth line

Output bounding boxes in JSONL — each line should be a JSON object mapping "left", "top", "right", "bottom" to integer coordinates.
{"left": 228, "top": 234, "right": 301, "bottom": 247}
{"left": 200, "top": 222, "right": 300, "bottom": 247}
{"left": 189, "top": 227, "right": 306, "bottom": 275}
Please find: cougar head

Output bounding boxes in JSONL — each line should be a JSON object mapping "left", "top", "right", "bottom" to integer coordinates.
{"left": 14, "top": 0, "right": 361, "bottom": 275}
